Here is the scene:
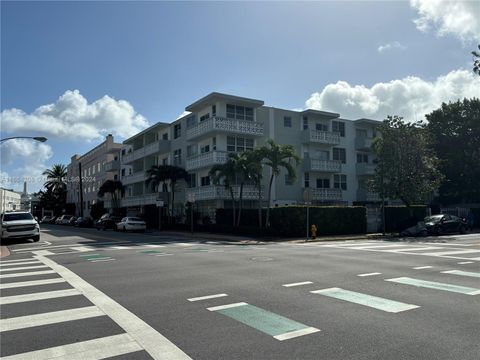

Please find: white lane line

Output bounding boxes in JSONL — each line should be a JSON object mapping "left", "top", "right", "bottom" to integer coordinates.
{"left": 155, "top": 253, "right": 173, "bottom": 257}
{"left": 1, "top": 333, "right": 142, "bottom": 360}
{"left": 142, "top": 244, "right": 165, "bottom": 248}
{"left": 357, "top": 272, "right": 382, "bottom": 277}
{"left": 0, "top": 260, "right": 40, "bottom": 267}
{"left": 311, "top": 288, "right": 419, "bottom": 313}
{"left": 385, "top": 277, "right": 480, "bottom": 295}
{"left": 0, "top": 270, "right": 56, "bottom": 279}
{"left": 108, "top": 246, "right": 132, "bottom": 250}
{"left": 70, "top": 246, "right": 96, "bottom": 252}
{"left": 469, "top": 257, "right": 480, "bottom": 261}
{"left": 282, "top": 281, "right": 314, "bottom": 287}
{"left": 353, "top": 244, "right": 412, "bottom": 250}
{"left": 0, "top": 258, "right": 37, "bottom": 263}
{"left": 34, "top": 252, "right": 192, "bottom": 360}
{"left": 458, "top": 261, "right": 474, "bottom": 264}
{"left": 384, "top": 246, "right": 444, "bottom": 252}
{"left": 421, "top": 249, "right": 480, "bottom": 256}
{"left": 0, "top": 306, "right": 105, "bottom": 332}
{"left": 321, "top": 242, "right": 378, "bottom": 247}
{"left": 176, "top": 243, "right": 197, "bottom": 247}
{"left": 0, "top": 278, "right": 66, "bottom": 289}
{"left": 188, "top": 293, "right": 228, "bottom": 302}
{"left": 273, "top": 327, "right": 321, "bottom": 341}
{"left": 441, "top": 270, "right": 480, "bottom": 278}
{"left": 413, "top": 266, "right": 433, "bottom": 270}
{"left": 0, "top": 289, "right": 80, "bottom": 305}
{"left": 90, "top": 258, "right": 116, "bottom": 262}
{"left": 0, "top": 265, "right": 49, "bottom": 272}
{"left": 207, "top": 302, "right": 248, "bottom": 311}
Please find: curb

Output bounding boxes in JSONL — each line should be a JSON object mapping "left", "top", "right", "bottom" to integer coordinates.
{"left": 0, "top": 245, "right": 11, "bottom": 258}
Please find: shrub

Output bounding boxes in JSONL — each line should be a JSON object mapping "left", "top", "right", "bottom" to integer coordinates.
{"left": 384, "top": 205, "right": 428, "bottom": 232}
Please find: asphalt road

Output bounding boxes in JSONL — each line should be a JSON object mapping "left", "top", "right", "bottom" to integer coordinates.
{"left": 1, "top": 225, "right": 479, "bottom": 360}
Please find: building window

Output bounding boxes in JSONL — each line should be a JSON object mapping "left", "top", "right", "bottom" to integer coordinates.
{"left": 122, "top": 149, "right": 126, "bottom": 155}
{"left": 333, "top": 148, "right": 346, "bottom": 164}
{"left": 174, "top": 124, "right": 181, "bottom": 139}
{"left": 162, "top": 158, "right": 168, "bottom": 165}
{"left": 285, "top": 174, "right": 294, "bottom": 185}
{"left": 356, "top": 129, "right": 367, "bottom": 138}
{"left": 334, "top": 174, "right": 347, "bottom": 190}
{"left": 227, "top": 136, "right": 254, "bottom": 152}
{"left": 113, "top": 175, "right": 118, "bottom": 180}
{"left": 200, "top": 113, "right": 210, "bottom": 122}
{"left": 187, "top": 145, "right": 197, "bottom": 157}
{"left": 332, "top": 121, "right": 345, "bottom": 137}
{"left": 356, "top": 153, "right": 369, "bottom": 163}
{"left": 212, "top": 137, "right": 216, "bottom": 150}
{"left": 201, "top": 176, "right": 210, "bottom": 186}
{"left": 121, "top": 169, "right": 125, "bottom": 177}
{"left": 316, "top": 123, "right": 328, "bottom": 131}
{"left": 304, "top": 172, "right": 310, "bottom": 188}
{"left": 186, "top": 115, "right": 196, "bottom": 128}
{"left": 226, "top": 104, "right": 254, "bottom": 121}
{"left": 87, "top": 200, "right": 90, "bottom": 209}
{"left": 316, "top": 178, "right": 330, "bottom": 188}
{"left": 187, "top": 174, "right": 196, "bottom": 188}
{"left": 284, "top": 116, "right": 292, "bottom": 127}
{"left": 212, "top": 105, "right": 216, "bottom": 117}
{"left": 173, "top": 149, "right": 182, "bottom": 166}
{"left": 98, "top": 163, "right": 101, "bottom": 172}
{"left": 162, "top": 133, "right": 168, "bottom": 140}
{"left": 200, "top": 144, "right": 210, "bottom": 154}
{"left": 303, "top": 116, "right": 309, "bottom": 130}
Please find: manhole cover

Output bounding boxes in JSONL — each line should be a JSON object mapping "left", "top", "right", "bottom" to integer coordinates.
{"left": 250, "top": 256, "right": 274, "bottom": 262}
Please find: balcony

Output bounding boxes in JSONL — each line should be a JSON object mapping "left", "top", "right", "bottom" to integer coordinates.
{"left": 356, "top": 163, "right": 376, "bottom": 176}
{"left": 186, "top": 116, "right": 264, "bottom": 141}
{"left": 357, "top": 189, "right": 381, "bottom": 202}
{"left": 122, "top": 172, "right": 146, "bottom": 185}
{"left": 355, "top": 137, "right": 374, "bottom": 151}
{"left": 186, "top": 151, "right": 228, "bottom": 171}
{"left": 304, "top": 158, "right": 341, "bottom": 173}
{"left": 186, "top": 185, "right": 261, "bottom": 201}
{"left": 104, "top": 160, "right": 120, "bottom": 172}
{"left": 122, "top": 140, "right": 171, "bottom": 164}
{"left": 307, "top": 188, "right": 343, "bottom": 201}
{"left": 120, "top": 193, "right": 159, "bottom": 207}
{"left": 301, "top": 130, "right": 340, "bottom": 145}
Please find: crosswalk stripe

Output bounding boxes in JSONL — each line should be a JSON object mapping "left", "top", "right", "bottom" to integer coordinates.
{"left": 458, "top": 261, "right": 474, "bottom": 264}
{"left": 0, "top": 306, "right": 105, "bottom": 332}
{"left": 141, "top": 244, "right": 165, "bottom": 248}
{"left": 322, "top": 242, "right": 377, "bottom": 247}
{"left": 70, "top": 246, "right": 95, "bottom": 252}
{"left": 357, "top": 272, "right": 382, "bottom": 277}
{"left": 283, "top": 281, "right": 314, "bottom": 287}
{"left": 311, "top": 287, "right": 419, "bottom": 313}
{"left": 421, "top": 249, "right": 480, "bottom": 256}
{"left": 0, "top": 270, "right": 56, "bottom": 279}
{"left": 0, "top": 289, "right": 80, "bottom": 305}
{"left": 0, "top": 260, "right": 41, "bottom": 267}
{"left": 0, "top": 333, "right": 142, "bottom": 360}
{"left": 441, "top": 270, "right": 480, "bottom": 278}
{"left": 385, "top": 277, "right": 480, "bottom": 295}
{"left": 0, "top": 265, "right": 49, "bottom": 273}
{"left": 0, "top": 278, "right": 66, "bottom": 289}
{"left": 386, "top": 246, "right": 444, "bottom": 252}
{"left": 353, "top": 244, "right": 411, "bottom": 250}
{"left": 413, "top": 266, "right": 433, "bottom": 270}
{"left": 274, "top": 327, "right": 320, "bottom": 341}
{"left": 109, "top": 246, "right": 131, "bottom": 250}
{"left": 188, "top": 293, "right": 228, "bottom": 302}
{"left": 0, "top": 258, "right": 37, "bottom": 263}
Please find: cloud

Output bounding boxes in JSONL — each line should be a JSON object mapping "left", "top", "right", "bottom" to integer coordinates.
{"left": 0, "top": 139, "right": 53, "bottom": 191}
{"left": 0, "top": 90, "right": 150, "bottom": 141}
{"left": 410, "top": 0, "right": 480, "bottom": 42}
{"left": 304, "top": 69, "right": 478, "bottom": 121}
{"left": 377, "top": 41, "right": 407, "bottom": 53}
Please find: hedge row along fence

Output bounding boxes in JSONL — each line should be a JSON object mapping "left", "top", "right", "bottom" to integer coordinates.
{"left": 216, "top": 206, "right": 367, "bottom": 237}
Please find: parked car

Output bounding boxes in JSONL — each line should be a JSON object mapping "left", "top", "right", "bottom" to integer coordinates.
{"left": 75, "top": 217, "right": 93, "bottom": 228}
{"left": 116, "top": 217, "right": 146, "bottom": 232}
{"left": 40, "top": 216, "right": 52, "bottom": 223}
{"left": 48, "top": 216, "right": 57, "bottom": 224}
{"left": 68, "top": 217, "right": 77, "bottom": 226}
{"left": 95, "top": 214, "right": 121, "bottom": 231}
{"left": 1, "top": 212, "right": 40, "bottom": 242}
{"left": 400, "top": 222, "right": 428, "bottom": 237}
{"left": 424, "top": 214, "right": 467, "bottom": 236}
{"left": 56, "top": 215, "right": 74, "bottom": 225}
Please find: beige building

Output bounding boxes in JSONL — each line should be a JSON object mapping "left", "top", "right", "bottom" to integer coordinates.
{"left": 0, "top": 188, "right": 22, "bottom": 213}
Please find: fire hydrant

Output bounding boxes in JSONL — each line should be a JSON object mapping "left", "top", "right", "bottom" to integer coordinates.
{"left": 310, "top": 224, "right": 317, "bottom": 239}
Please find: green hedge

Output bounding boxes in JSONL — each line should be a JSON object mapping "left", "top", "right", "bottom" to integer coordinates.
{"left": 384, "top": 205, "right": 428, "bottom": 232}
{"left": 216, "top": 208, "right": 265, "bottom": 227}
{"left": 470, "top": 208, "right": 480, "bottom": 227}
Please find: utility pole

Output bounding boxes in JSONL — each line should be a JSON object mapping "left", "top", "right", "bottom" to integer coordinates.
{"left": 79, "top": 162, "right": 84, "bottom": 218}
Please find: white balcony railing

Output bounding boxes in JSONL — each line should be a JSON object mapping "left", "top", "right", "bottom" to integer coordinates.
{"left": 186, "top": 116, "right": 264, "bottom": 140}
{"left": 309, "top": 188, "right": 343, "bottom": 201}
{"left": 186, "top": 151, "right": 228, "bottom": 171}
{"left": 356, "top": 163, "right": 376, "bottom": 176}
{"left": 122, "top": 172, "right": 146, "bottom": 185}
{"left": 104, "top": 160, "right": 120, "bottom": 172}
{"left": 186, "top": 185, "right": 262, "bottom": 201}
{"left": 302, "top": 130, "right": 340, "bottom": 145}
{"left": 357, "top": 189, "right": 381, "bottom": 202}
{"left": 304, "top": 158, "right": 341, "bottom": 173}
{"left": 355, "top": 137, "right": 374, "bottom": 150}
{"left": 122, "top": 140, "right": 171, "bottom": 164}
{"left": 120, "top": 193, "right": 158, "bottom": 207}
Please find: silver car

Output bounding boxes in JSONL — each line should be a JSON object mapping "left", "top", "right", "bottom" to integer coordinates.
{"left": 1, "top": 212, "right": 40, "bottom": 242}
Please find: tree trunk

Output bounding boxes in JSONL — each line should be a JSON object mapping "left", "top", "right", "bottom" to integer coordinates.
{"left": 265, "top": 174, "right": 275, "bottom": 228}
{"left": 237, "top": 183, "right": 244, "bottom": 227}
{"left": 230, "top": 188, "right": 236, "bottom": 227}
{"left": 257, "top": 182, "right": 262, "bottom": 228}
{"left": 171, "top": 181, "right": 175, "bottom": 224}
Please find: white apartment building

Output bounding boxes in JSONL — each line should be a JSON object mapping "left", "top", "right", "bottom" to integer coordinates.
{"left": 0, "top": 188, "right": 22, "bottom": 213}
{"left": 117, "top": 92, "right": 380, "bottom": 224}
{"left": 66, "top": 134, "right": 123, "bottom": 217}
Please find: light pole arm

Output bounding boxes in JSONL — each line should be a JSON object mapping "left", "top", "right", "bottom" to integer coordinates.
{"left": 0, "top": 136, "right": 47, "bottom": 143}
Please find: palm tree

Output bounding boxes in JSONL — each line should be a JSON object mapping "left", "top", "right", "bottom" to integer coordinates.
{"left": 146, "top": 165, "right": 189, "bottom": 222}
{"left": 97, "top": 180, "right": 125, "bottom": 211}
{"left": 42, "top": 164, "right": 67, "bottom": 194}
{"left": 209, "top": 154, "right": 238, "bottom": 227}
{"left": 243, "top": 149, "right": 264, "bottom": 227}
{"left": 472, "top": 45, "right": 480, "bottom": 76}
{"left": 259, "top": 139, "right": 300, "bottom": 227}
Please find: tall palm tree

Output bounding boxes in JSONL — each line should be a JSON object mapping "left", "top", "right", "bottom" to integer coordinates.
{"left": 209, "top": 154, "right": 238, "bottom": 227}
{"left": 244, "top": 149, "right": 264, "bottom": 228}
{"left": 42, "top": 164, "right": 67, "bottom": 194}
{"left": 259, "top": 139, "right": 300, "bottom": 227}
{"left": 472, "top": 45, "right": 480, "bottom": 76}
{"left": 97, "top": 180, "right": 125, "bottom": 211}
{"left": 146, "top": 165, "right": 189, "bottom": 222}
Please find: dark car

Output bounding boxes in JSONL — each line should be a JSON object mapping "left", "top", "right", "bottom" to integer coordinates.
{"left": 95, "top": 214, "right": 121, "bottom": 231}
{"left": 68, "top": 217, "right": 77, "bottom": 226}
{"left": 75, "top": 217, "right": 93, "bottom": 228}
{"left": 424, "top": 214, "right": 467, "bottom": 236}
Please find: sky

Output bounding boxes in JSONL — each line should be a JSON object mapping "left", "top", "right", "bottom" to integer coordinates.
{"left": 1, "top": 0, "right": 479, "bottom": 192}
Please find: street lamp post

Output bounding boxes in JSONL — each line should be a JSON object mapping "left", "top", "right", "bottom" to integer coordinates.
{"left": 0, "top": 136, "right": 47, "bottom": 143}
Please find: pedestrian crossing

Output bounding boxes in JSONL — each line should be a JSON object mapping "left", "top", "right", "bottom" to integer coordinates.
{"left": 0, "top": 255, "right": 191, "bottom": 360}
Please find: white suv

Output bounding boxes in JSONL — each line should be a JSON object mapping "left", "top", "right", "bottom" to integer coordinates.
{"left": 1, "top": 212, "right": 40, "bottom": 242}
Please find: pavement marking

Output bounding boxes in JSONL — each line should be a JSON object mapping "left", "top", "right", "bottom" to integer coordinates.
{"left": 156, "top": 253, "right": 174, "bottom": 257}
{"left": 0, "top": 260, "right": 41, "bottom": 267}
{"left": 421, "top": 249, "right": 480, "bottom": 256}
{"left": 188, "top": 293, "right": 228, "bottom": 302}
{"left": 0, "top": 289, "right": 81, "bottom": 305}
{"left": 357, "top": 272, "right": 382, "bottom": 277}
{"left": 458, "top": 261, "right": 474, "bottom": 264}
{"left": 0, "top": 306, "right": 105, "bottom": 332}
{"left": 109, "top": 245, "right": 132, "bottom": 250}
{"left": 321, "top": 242, "right": 378, "bottom": 247}
{"left": 208, "top": 302, "right": 320, "bottom": 341}
{"left": 385, "top": 277, "right": 480, "bottom": 295}
{"left": 142, "top": 244, "right": 165, "bottom": 248}
{"left": 0, "top": 277, "right": 66, "bottom": 289}
{"left": 353, "top": 244, "right": 412, "bottom": 250}
{"left": 1, "top": 333, "right": 143, "bottom": 360}
{"left": 413, "top": 266, "right": 433, "bottom": 270}
{"left": 441, "top": 270, "right": 480, "bottom": 278}
{"left": 385, "top": 246, "right": 444, "bottom": 252}
{"left": 282, "top": 281, "right": 314, "bottom": 287}
{"left": 33, "top": 252, "right": 192, "bottom": 360}
{"left": 311, "top": 287, "right": 419, "bottom": 313}
{"left": 0, "top": 264, "right": 49, "bottom": 272}
{"left": 0, "top": 269, "right": 56, "bottom": 279}
{"left": 70, "top": 246, "right": 96, "bottom": 252}
{"left": 176, "top": 243, "right": 197, "bottom": 247}
{"left": 469, "top": 257, "right": 480, "bottom": 261}
{"left": 0, "top": 258, "right": 37, "bottom": 263}
{"left": 90, "top": 258, "right": 116, "bottom": 262}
